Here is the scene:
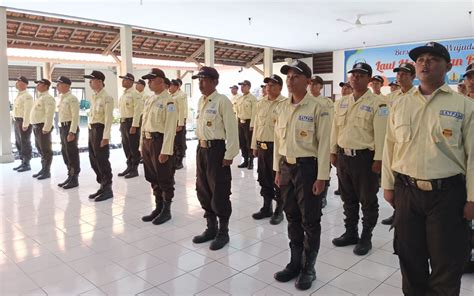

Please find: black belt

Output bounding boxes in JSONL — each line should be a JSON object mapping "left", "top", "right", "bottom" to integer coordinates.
{"left": 282, "top": 156, "right": 316, "bottom": 165}
{"left": 120, "top": 118, "right": 133, "bottom": 123}
{"left": 337, "top": 146, "right": 370, "bottom": 157}
{"left": 257, "top": 141, "right": 273, "bottom": 150}
{"left": 60, "top": 121, "right": 71, "bottom": 127}
{"left": 14, "top": 117, "right": 24, "bottom": 121}
{"left": 397, "top": 173, "right": 464, "bottom": 191}
{"left": 90, "top": 123, "right": 104, "bottom": 128}
{"left": 198, "top": 139, "right": 224, "bottom": 148}
{"left": 32, "top": 123, "right": 44, "bottom": 128}
{"left": 238, "top": 118, "right": 250, "bottom": 124}
{"left": 143, "top": 131, "right": 163, "bottom": 140}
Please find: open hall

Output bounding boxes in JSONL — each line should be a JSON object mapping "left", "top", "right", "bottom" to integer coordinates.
{"left": 0, "top": 1, "right": 473, "bottom": 295}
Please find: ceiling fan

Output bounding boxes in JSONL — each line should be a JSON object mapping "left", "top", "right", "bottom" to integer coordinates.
{"left": 337, "top": 14, "right": 392, "bottom": 32}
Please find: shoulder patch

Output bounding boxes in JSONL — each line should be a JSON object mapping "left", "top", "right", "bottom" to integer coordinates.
{"left": 378, "top": 106, "right": 389, "bottom": 117}
{"left": 167, "top": 104, "right": 176, "bottom": 112}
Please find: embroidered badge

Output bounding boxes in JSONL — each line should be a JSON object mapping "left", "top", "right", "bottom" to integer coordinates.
{"left": 207, "top": 121, "right": 212, "bottom": 127}
{"left": 442, "top": 128, "right": 453, "bottom": 137}
{"left": 439, "top": 110, "right": 464, "bottom": 120}
{"left": 378, "top": 106, "right": 389, "bottom": 117}
{"left": 167, "top": 104, "right": 175, "bottom": 112}
{"left": 205, "top": 108, "right": 217, "bottom": 114}
{"left": 360, "top": 105, "right": 373, "bottom": 112}
{"left": 340, "top": 102, "right": 349, "bottom": 109}
{"left": 298, "top": 115, "right": 314, "bottom": 122}
{"left": 300, "top": 130, "right": 308, "bottom": 137}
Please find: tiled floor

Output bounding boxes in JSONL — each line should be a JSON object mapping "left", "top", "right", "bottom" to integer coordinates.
{"left": 1, "top": 140, "right": 474, "bottom": 295}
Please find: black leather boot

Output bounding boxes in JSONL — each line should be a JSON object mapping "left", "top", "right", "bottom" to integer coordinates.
{"left": 58, "top": 175, "right": 72, "bottom": 187}
{"left": 142, "top": 199, "right": 163, "bottom": 222}
{"left": 332, "top": 228, "right": 359, "bottom": 247}
{"left": 94, "top": 185, "right": 113, "bottom": 202}
{"left": 247, "top": 157, "right": 254, "bottom": 170}
{"left": 192, "top": 216, "right": 218, "bottom": 243}
{"left": 237, "top": 159, "right": 248, "bottom": 168}
{"left": 295, "top": 250, "right": 317, "bottom": 290}
{"left": 118, "top": 166, "right": 131, "bottom": 177}
{"left": 175, "top": 157, "right": 184, "bottom": 170}
{"left": 274, "top": 243, "right": 303, "bottom": 282}
{"left": 353, "top": 227, "right": 373, "bottom": 256}
{"left": 13, "top": 163, "right": 24, "bottom": 170}
{"left": 37, "top": 166, "right": 51, "bottom": 180}
{"left": 63, "top": 175, "right": 79, "bottom": 189}
{"left": 252, "top": 199, "right": 273, "bottom": 220}
{"left": 152, "top": 201, "right": 172, "bottom": 225}
{"left": 381, "top": 214, "right": 394, "bottom": 225}
{"left": 17, "top": 162, "right": 31, "bottom": 172}
{"left": 89, "top": 185, "right": 104, "bottom": 199}
{"left": 270, "top": 203, "right": 284, "bottom": 225}
{"left": 209, "top": 219, "right": 230, "bottom": 250}
{"left": 33, "top": 167, "right": 45, "bottom": 178}
{"left": 124, "top": 166, "right": 139, "bottom": 179}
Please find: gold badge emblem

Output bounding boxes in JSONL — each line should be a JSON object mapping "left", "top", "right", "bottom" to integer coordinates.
{"left": 442, "top": 128, "right": 453, "bottom": 137}
{"left": 207, "top": 121, "right": 212, "bottom": 127}
{"left": 300, "top": 130, "right": 308, "bottom": 137}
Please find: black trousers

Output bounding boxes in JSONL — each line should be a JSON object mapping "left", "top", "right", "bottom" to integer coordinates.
{"left": 257, "top": 142, "right": 280, "bottom": 205}
{"left": 33, "top": 123, "right": 53, "bottom": 169}
{"left": 238, "top": 119, "right": 252, "bottom": 160}
{"left": 142, "top": 133, "right": 176, "bottom": 202}
{"left": 88, "top": 124, "right": 112, "bottom": 186}
{"left": 120, "top": 118, "right": 141, "bottom": 167}
{"left": 174, "top": 126, "right": 187, "bottom": 158}
{"left": 336, "top": 149, "right": 379, "bottom": 230}
{"left": 196, "top": 140, "right": 232, "bottom": 221}
{"left": 280, "top": 157, "right": 322, "bottom": 251}
{"left": 59, "top": 122, "right": 80, "bottom": 176}
{"left": 14, "top": 118, "right": 32, "bottom": 163}
{"left": 393, "top": 174, "right": 469, "bottom": 296}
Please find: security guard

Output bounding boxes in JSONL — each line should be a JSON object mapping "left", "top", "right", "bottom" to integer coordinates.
{"left": 135, "top": 79, "right": 146, "bottom": 95}
{"left": 464, "top": 63, "right": 474, "bottom": 99}
{"left": 169, "top": 79, "right": 188, "bottom": 170}
{"left": 117, "top": 73, "right": 142, "bottom": 179}
{"left": 330, "top": 62, "right": 387, "bottom": 256}
{"left": 84, "top": 70, "right": 114, "bottom": 202}
{"left": 272, "top": 60, "right": 331, "bottom": 291}
{"left": 191, "top": 67, "right": 239, "bottom": 251}
{"left": 382, "top": 42, "right": 474, "bottom": 295}
{"left": 30, "top": 79, "right": 55, "bottom": 180}
{"left": 235, "top": 80, "right": 257, "bottom": 169}
{"left": 370, "top": 75, "right": 385, "bottom": 97}
{"left": 381, "top": 63, "right": 416, "bottom": 226}
{"left": 140, "top": 68, "right": 178, "bottom": 225}
{"left": 339, "top": 81, "right": 353, "bottom": 97}
{"left": 56, "top": 76, "right": 80, "bottom": 189}
{"left": 388, "top": 80, "right": 400, "bottom": 93}
{"left": 250, "top": 74, "right": 286, "bottom": 224}
{"left": 229, "top": 85, "right": 239, "bottom": 114}
{"left": 309, "top": 75, "right": 334, "bottom": 208}
{"left": 12, "top": 76, "right": 34, "bottom": 172}
{"left": 259, "top": 84, "right": 267, "bottom": 99}
{"left": 458, "top": 79, "right": 468, "bottom": 96}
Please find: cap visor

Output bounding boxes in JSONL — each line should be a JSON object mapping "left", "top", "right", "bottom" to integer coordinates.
{"left": 409, "top": 46, "right": 450, "bottom": 62}
{"left": 141, "top": 74, "right": 157, "bottom": 79}
{"left": 83, "top": 75, "right": 95, "bottom": 79}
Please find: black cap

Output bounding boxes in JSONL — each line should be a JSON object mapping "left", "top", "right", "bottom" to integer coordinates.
{"left": 311, "top": 75, "right": 324, "bottom": 85}
{"left": 119, "top": 73, "right": 135, "bottom": 81}
{"left": 339, "top": 82, "right": 350, "bottom": 88}
{"left": 280, "top": 60, "right": 312, "bottom": 78}
{"left": 409, "top": 42, "right": 450, "bottom": 63}
{"left": 55, "top": 76, "right": 72, "bottom": 85}
{"left": 388, "top": 80, "right": 399, "bottom": 86}
{"left": 371, "top": 75, "right": 384, "bottom": 84}
{"left": 142, "top": 68, "right": 166, "bottom": 80}
{"left": 135, "top": 79, "right": 146, "bottom": 86}
{"left": 17, "top": 76, "right": 29, "bottom": 84}
{"left": 458, "top": 78, "right": 464, "bottom": 84}
{"left": 84, "top": 70, "right": 105, "bottom": 81}
{"left": 34, "top": 78, "right": 51, "bottom": 87}
{"left": 260, "top": 85, "right": 265, "bottom": 88}
{"left": 170, "top": 79, "right": 180, "bottom": 86}
{"left": 176, "top": 78, "right": 183, "bottom": 86}
{"left": 263, "top": 74, "right": 283, "bottom": 86}
{"left": 229, "top": 85, "right": 238, "bottom": 89}
{"left": 463, "top": 63, "right": 474, "bottom": 78}
{"left": 394, "top": 63, "right": 416, "bottom": 75}
{"left": 164, "top": 77, "right": 171, "bottom": 86}
{"left": 348, "top": 62, "right": 373, "bottom": 76}
{"left": 192, "top": 66, "right": 219, "bottom": 80}
{"left": 238, "top": 80, "right": 252, "bottom": 87}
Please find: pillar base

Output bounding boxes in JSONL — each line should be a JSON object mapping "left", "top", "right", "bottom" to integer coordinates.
{"left": 0, "top": 154, "right": 15, "bottom": 163}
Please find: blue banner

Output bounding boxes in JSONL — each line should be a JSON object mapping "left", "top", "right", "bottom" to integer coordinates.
{"left": 344, "top": 38, "right": 474, "bottom": 85}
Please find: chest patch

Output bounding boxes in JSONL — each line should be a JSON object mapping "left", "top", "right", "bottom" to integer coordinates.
{"left": 439, "top": 110, "right": 463, "bottom": 120}
{"left": 360, "top": 105, "right": 373, "bottom": 112}
{"left": 298, "top": 115, "right": 314, "bottom": 122}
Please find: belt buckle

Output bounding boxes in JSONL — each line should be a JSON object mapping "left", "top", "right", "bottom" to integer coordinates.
{"left": 343, "top": 148, "right": 354, "bottom": 157}
{"left": 144, "top": 132, "right": 152, "bottom": 139}
{"left": 199, "top": 140, "right": 208, "bottom": 148}
{"left": 260, "top": 143, "right": 267, "bottom": 150}
{"left": 285, "top": 156, "right": 296, "bottom": 164}
{"left": 240, "top": 119, "right": 246, "bottom": 124}
{"left": 416, "top": 180, "right": 433, "bottom": 191}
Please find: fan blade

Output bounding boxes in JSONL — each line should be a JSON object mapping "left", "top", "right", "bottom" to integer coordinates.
{"left": 362, "top": 20, "right": 392, "bottom": 26}
{"left": 343, "top": 27, "right": 355, "bottom": 32}
{"left": 336, "top": 18, "right": 355, "bottom": 25}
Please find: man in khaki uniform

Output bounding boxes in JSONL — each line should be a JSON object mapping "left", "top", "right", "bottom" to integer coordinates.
{"left": 229, "top": 85, "right": 239, "bottom": 114}
{"left": 370, "top": 75, "right": 385, "bottom": 97}
{"left": 117, "top": 73, "right": 142, "bottom": 179}
{"left": 272, "top": 60, "right": 331, "bottom": 290}
{"left": 169, "top": 79, "right": 188, "bottom": 170}
{"left": 250, "top": 74, "right": 286, "bottom": 224}
{"left": 12, "top": 76, "right": 33, "bottom": 172}
{"left": 339, "top": 81, "right": 353, "bottom": 97}
{"left": 464, "top": 63, "right": 474, "bottom": 99}
{"left": 309, "top": 75, "right": 334, "bottom": 208}
{"left": 56, "top": 76, "right": 80, "bottom": 189}
{"left": 140, "top": 68, "right": 178, "bottom": 225}
{"left": 382, "top": 42, "right": 474, "bottom": 295}
{"left": 388, "top": 80, "right": 400, "bottom": 93}
{"left": 330, "top": 62, "right": 387, "bottom": 256}
{"left": 30, "top": 79, "right": 56, "bottom": 180}
{"left": 191, "top": 67, "right": 239, "bottom": 251}
{"left": 84, "top": 71, "right": 114, "bottom": 202}
{"left": 235, "top": 80, "right": 257, "bottom": 169}
{"left": 381, "top": 63, "right": 416, "bottom": 226}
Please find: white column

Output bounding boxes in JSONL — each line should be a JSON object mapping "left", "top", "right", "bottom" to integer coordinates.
{"left": 43, "top": 62, "right": 52, "bottom": 80}
{"left": 120, "top": 25, "right": 133, "bottom": 75}
{"left": 204, "top": 38, "right": 214, "bottom": 67}
{"left": 0, "top": 7, "right": 14, "bottom": 163}
{"left": 263, "top": 47, "right": 273, "bottom": 77}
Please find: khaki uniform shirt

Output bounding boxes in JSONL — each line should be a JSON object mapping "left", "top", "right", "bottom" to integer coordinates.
{"left": 30, "top": 91, "right": 55, "bottom": 132}
{"left": 58, "top": 91, "right": 80, "bottom": 134}
{"left": 235, "top": 93, "right": 257, "bottom": 127}
{"left": 250, "top": 95, "right": 287, "bottom": 149}
{"left": 386, "top": 86, "right": 417, "bottom": 106}
{"left": 382, "top": 84, "right": 474, "bottom": 201}
{"left": 230, "top": 94, "right": 240, "bottom": 114}
{"left": 330, "top": 90, "right": 388, "bottom": 160}
{"left": 119, "top": 88, "right": 142, "bottom": 127}
{"left": 172, "top": 89, "right": 188, "bottom": 127}
{"left": 196, "top": 90, "right": 239, "bottom": 160}
{"left": 141, "top": 90, "right": 177, "bottom": 155}
{"left": 273, "top": 92, "right": 332, "bottom": 180}
{"left": 89, "top": 88, "right": 114, "bottom": 140}
{"left": 13, "top": 90, "right": 34, "bottom": 128}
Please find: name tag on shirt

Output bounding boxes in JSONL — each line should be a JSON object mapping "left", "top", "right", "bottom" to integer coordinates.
{"left": 205, "top": 109, "right": 217, "bottom": 114}
{"left": 439, "top": 110, "right": 464, "bottom": 120}
{"left": 340, "top": 102, "right": 349, "bottom": 109}
{"left": 360, "top": 105, "right": 373, "bottom": 112}
{"left": 298, "top": 115, "right": 314, "bottom": 122}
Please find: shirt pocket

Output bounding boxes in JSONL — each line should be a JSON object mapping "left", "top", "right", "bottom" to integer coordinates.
{"left": 276, "top": 116, "right": 288, "bottom": 140}
{"left": 435, "top": 115, "right": 462, "bottom": 146}
{"left": 336, "top": 108, "right": 347, "bottom": 127}
{"left": 393, "top": 112, "right": 411, "bottom": 143}
{"left": 203, "top": 110, "right": 217, "bottom": 131}
{"left": 354, "top": 109, "right": 372, "bottom": 130}
{"left": 295, "top": 122, "right": 315, "bottom": 143}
